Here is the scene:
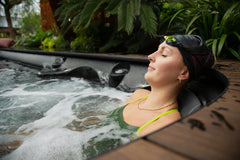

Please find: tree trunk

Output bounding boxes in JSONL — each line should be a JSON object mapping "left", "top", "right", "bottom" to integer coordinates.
{"left": 4, "top": 5, "right": 16, "bottom": 39}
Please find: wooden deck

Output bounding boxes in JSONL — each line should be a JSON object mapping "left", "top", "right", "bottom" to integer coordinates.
{"left": 93, "top": 59, "right": 240, "bottom": 160}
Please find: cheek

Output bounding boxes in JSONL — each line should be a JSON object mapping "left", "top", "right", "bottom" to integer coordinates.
{"left": 157, "top": 59, "right": 182, "bottom": 76}
{"left": 145, "top": 59, "right": 182, "bottom": 83}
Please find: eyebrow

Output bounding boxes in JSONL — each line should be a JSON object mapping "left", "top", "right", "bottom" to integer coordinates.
{"left": 158, "top": 44, "right": 171, "bottom": 52}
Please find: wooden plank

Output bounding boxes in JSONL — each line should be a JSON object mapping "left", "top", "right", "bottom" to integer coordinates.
{"left": 93, "top": 139, "right": 191, "bottom": 160}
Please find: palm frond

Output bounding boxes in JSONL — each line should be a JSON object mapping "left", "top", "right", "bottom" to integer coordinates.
{"left": 125, "top": 1, "right": 135, "bottom": 34}
{"left": 80, "top": 0, "right": 107, "bottom": 28}
{"left": 56, "top": 0, "right": 87, "bottom": 34}
{"left": 133, "top": 0, "right": 141, "bottom": 16}
{"left": 105, "top": 0, "right": 121, "bottom": 12}
{"left": 117, "top": 0, "right": 127, "bottom": 31}
{"left": 139, "top": 4, "right": 157, "bottom": 37}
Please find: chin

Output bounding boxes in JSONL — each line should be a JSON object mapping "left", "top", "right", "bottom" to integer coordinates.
{"left": 144, "top": 72, "right": 152, "bottom": 84}
{"left": 144, "top": 72, "right": 148, "bottom": 80}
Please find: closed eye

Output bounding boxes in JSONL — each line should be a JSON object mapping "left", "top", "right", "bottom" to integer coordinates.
{"left": 161, "top": 54, "right": 167, "bottom": 57}
{"left": 158, "top": 45, "right": 171, "bottom": 57}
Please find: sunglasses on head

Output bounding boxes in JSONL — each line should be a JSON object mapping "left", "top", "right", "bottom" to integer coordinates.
{"left": 164, "top": 36, "right": 181, "bottom": 47}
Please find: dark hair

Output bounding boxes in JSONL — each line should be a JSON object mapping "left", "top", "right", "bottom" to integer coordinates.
{"left": 164, "top": 35, "right": 215, "bottom": 80}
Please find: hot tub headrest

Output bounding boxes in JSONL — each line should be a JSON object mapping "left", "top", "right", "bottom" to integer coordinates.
{"left": 177, "top": 88, "right": 202, "bottom": 118}
{"left": 179, "top": 68, "right": 228, "bottom": 117}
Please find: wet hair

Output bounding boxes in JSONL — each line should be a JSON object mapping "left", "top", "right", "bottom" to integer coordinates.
{"left": 164, "top": 35, "right": 215, "bottom": 80}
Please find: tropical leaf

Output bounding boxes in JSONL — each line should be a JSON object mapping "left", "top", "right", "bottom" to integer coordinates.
{"left": 217, "top": 34, "right": 227, "bottom": 56}
{"left": 211, "top": 20, "right": 218, "bottom": 38}
{"left": 117, "top": 0, "right": 127, "bottom": 31}
{"left": 185, "top": 15, "right": 200, "bottom": 34}
{"left": 228, "top": 48, "right": 240, "bottom": 60}
{"left": 212, "top": 39, "right": 218, "bottom": 58}
{"left": 201, "top": 12, "right": 208, "bottom": 37}
{"left": 99, "top": 38, "right": 123, "bottom": 52}
{"left": 139, "top": 4, "right": 157, "bottom": 37}
{"left": 205, "top": 39, "right": 214, "bottom": 47}
{"left": 79, "top": 0, "right": 107, "bottom": 28}
{"left": 125, "top": 1, "right": 135, "bottom": 34}
{"left": 187, "top": 27, "right": 197, "bottom": 35}
{"left": 168, "top": 9, "right": 185, "bottom": 29}
{"left": 72, "top": 13, "right": 82, "bottom": 31}
{"left": 219, "top": 2, "right": 240, "bottom": 34}
{"left": 233, "top": 31, "right": 240, "bottom": 41}
{"left": 56, "top": 0, "right": 87, "bottom": 34}
{"left": 133, "top": 0, "right": 141, "bottom": 16}
{"left": 105, "top": 0, "right": 121, "bottom": 11}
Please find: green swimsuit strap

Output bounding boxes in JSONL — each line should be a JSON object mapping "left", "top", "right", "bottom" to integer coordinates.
{"left": 137, "top": 109, "right": 179, "bottom": 134}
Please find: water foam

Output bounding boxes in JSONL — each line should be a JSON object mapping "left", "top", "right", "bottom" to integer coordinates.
{"left": 0, "top": 60, "right": 132, "bottom": 160}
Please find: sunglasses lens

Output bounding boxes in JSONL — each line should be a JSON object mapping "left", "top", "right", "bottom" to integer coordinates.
{"left": 164, "top": 36, "right": 181, "bottom": 46}
{"left": 164, "top": 36, "right": 175, "bottom": 42}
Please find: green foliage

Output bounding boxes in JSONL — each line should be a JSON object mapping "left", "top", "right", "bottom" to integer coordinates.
{"left": 196, "top": 1, "right": 240, "bottom": 60}
{"left": 56, "top": 0, "right": 159, "bottom": 37}
{"left": 70, "top": 20, "right": 113, "bottom": 52}
{"left": 54, "top": 35, "right": 68, "bottom": 49}
{"left": 18, "top": 13, "right": 41, "bottom": 35}
{"left": 41, "top": 35, "right": 68, "bottom": 50}
{"left": 159, "top": 1, "right": 185, "bottom": 34}
{"left": 16, "top": 0, "right": 238, "bottom": 60}
{"left": 78, "top": 0, "right": 107, "bottom": 28}
{"left": 167, "top": 0, "right": 240, "bottom": 60}
{"left": 16, "top": 29, "right": 52, "bottom": 48}
{"left": 99, "top": 29, "right": 157, "bottom": 54}
{"left": 70, "top": 36, "right": 95, "bottom": 52}
{"left": 70, "top": 26, "right": 95, "bottom": 52}
{"left": 14, "top": 12, "right": 42, "bottom": 48}
{"left": 228, "top": 32, "right": 240, "bottom": 60}
{"left": 41, "top": 37, "right": 55, "bottom": 49}
{"left": 139, "top": 4, "right": 158, "bottom": 37}
{"left": 0, "top": 33, "right": 10, "bottom": 38}
{"left": 0, "top": 0, "right": 37, "bottom": 39}
{"left": 55, "top": 0, "right": 160, "bottom": 53}
{"left": 14, "top": 9, "right": 68, "bottom": 50}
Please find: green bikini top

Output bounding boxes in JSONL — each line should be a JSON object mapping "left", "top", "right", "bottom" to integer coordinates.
{"left": 111, "top": 95, "right": 179, "bottom": 134}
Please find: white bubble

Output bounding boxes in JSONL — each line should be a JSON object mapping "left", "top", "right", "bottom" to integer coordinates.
{"left": 1, "top": 60, "right": 133, "bottom": 160}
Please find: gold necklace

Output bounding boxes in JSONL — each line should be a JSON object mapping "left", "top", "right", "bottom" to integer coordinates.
{"left": 138, "top": 99, "right": 177, "bottom": 111}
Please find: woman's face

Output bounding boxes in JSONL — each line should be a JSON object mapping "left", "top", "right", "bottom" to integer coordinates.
{"left": 145, "top": 41, "right": 187, "bottom": 87}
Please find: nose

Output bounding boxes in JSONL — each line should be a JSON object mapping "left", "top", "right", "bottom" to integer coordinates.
{"left": 148, "top": 52, "right": 156, "bottom": 62}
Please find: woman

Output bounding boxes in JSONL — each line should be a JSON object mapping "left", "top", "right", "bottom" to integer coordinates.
{"left": 113, "top": 35, "right": 214, "bottom": 137}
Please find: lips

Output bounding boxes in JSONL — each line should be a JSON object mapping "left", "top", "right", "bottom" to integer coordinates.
{"left": 148, "top": 65, "right": 155, "bottom": 71}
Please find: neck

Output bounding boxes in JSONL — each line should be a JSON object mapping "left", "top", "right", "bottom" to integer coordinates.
{"left": 143, "top": 84, "right": 180, "bottom": 110}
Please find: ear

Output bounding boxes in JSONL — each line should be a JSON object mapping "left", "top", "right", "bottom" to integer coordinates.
{"left": 178, "top": 66, "right": 189, "bottom": 81}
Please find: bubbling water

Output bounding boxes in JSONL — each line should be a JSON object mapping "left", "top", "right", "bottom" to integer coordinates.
{"left": 0, "top": 60, "right": 132, "bottom": 160}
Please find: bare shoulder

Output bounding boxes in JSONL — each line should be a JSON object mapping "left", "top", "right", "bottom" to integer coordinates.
{"left": 125, "top": 89, "right": 150, "bottom": 104}
{"left": 138, "top": 112, "right": 181, "bottom": 137}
